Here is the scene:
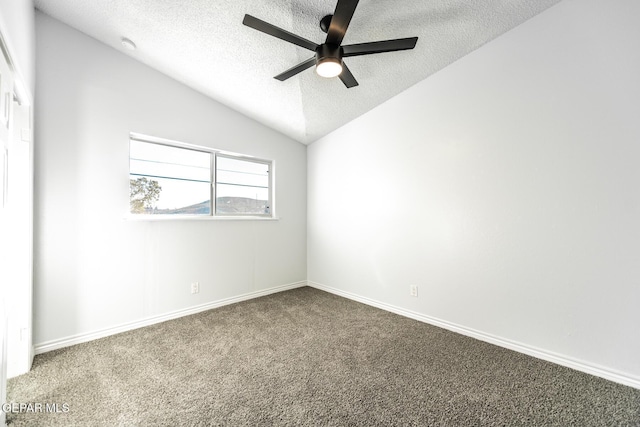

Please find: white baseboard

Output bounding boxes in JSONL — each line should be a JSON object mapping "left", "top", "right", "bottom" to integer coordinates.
{"left": 35, "top": 281, "right": 307, "bottom": 355}
{"left": 308, "top": 281, "right": 640, "bottom": 390}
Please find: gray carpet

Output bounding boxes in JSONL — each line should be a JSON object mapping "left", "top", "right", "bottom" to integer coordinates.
{"left": 6, "top": 287, "right": 640, "bottom": 426}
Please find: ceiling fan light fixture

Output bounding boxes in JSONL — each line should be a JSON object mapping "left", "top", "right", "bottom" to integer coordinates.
{"left": 316, "top": 58, "right": 343, "bottom": 78}
{"left": 315, "top": 44, "right": 342, "bottom": 78}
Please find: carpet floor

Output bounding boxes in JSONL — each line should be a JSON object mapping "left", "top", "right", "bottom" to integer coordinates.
{"left": 6, "top": 287, "right": 640, "bottom": 426}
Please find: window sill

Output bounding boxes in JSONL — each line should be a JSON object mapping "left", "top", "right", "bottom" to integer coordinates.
{"left": 124, "top": 215, "right": 280, "bottom": 221}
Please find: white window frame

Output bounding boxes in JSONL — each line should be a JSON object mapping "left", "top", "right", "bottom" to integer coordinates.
{"left": 129, "top": 133, "right": 274, "bottom": 219}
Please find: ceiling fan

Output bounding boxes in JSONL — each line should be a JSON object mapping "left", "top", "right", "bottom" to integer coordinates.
{"left": 242, "top": 0, "right": 418, "bottom": 88}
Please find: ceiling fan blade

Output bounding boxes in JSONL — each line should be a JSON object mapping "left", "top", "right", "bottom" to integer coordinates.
{"left": 342, "top": 37, "right": 418, "bottom": 57}
{"left": 243, "top": 14, "right": 318, "bottom": 51}
{"left": 326, "top": 0, "right": 360, "bottom": 46}
{"left": 274, "top": 57, "right": 316, "bottom": 81}
{"left": 339, "top": 63, "right": 359, "bottom": 88}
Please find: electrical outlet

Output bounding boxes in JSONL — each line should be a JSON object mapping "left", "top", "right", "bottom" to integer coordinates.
{"left": 191, "top": 282, "right": 199, "bottom": 294}
{"left": 410, "top": 285, "right": 418, "bottom": 297}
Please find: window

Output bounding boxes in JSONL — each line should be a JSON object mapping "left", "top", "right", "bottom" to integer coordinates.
{"left": 216, "top": 155, "right": 271, "bottom": 216}
{"left": 129, "top": 135, "right": 272, "bottom": 217}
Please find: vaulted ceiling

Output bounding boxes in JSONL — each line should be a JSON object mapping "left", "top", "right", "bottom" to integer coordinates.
{"left": 34, "top": 0, "right": 561, "bottom": 144}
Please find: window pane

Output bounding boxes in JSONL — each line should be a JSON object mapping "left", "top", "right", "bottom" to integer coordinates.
{"left": 130, "top": 139, "right": 210, "bottom": 182}
{"left": 130, "top": 140, "right": 211, "bottom": 215}
{"left": 216, "top": 184, "right": 268, "bottom": 214}
{"left": 130, "top": 175, "right": 210, "bottom": 214}
{"left": 216, "top": 156, "right": 270, "bottom": 215}
{"left": 216, "top": 156, "right": 269, "bottom": 188}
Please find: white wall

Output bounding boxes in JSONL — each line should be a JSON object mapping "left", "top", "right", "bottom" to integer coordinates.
{"left": 34, "top": 12, "right": 306, "bottom": 348}
{"left": 308, "top": 0, "right": 640, "bottom": 386}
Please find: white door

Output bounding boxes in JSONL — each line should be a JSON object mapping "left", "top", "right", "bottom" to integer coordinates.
{"left": 0, "top": 33, "right": 34, "bottom": 387}
{"left": 0, "top": 38, "right": 14, "bottom": 427}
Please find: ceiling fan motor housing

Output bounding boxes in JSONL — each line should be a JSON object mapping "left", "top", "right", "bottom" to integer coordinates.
{"left": 316, "top": 44, "right": 342, "bottom": 64}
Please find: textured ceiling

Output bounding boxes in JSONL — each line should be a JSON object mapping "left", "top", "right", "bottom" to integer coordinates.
{"left": 34, "top": 0, "right": 561, "bottom": 144}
